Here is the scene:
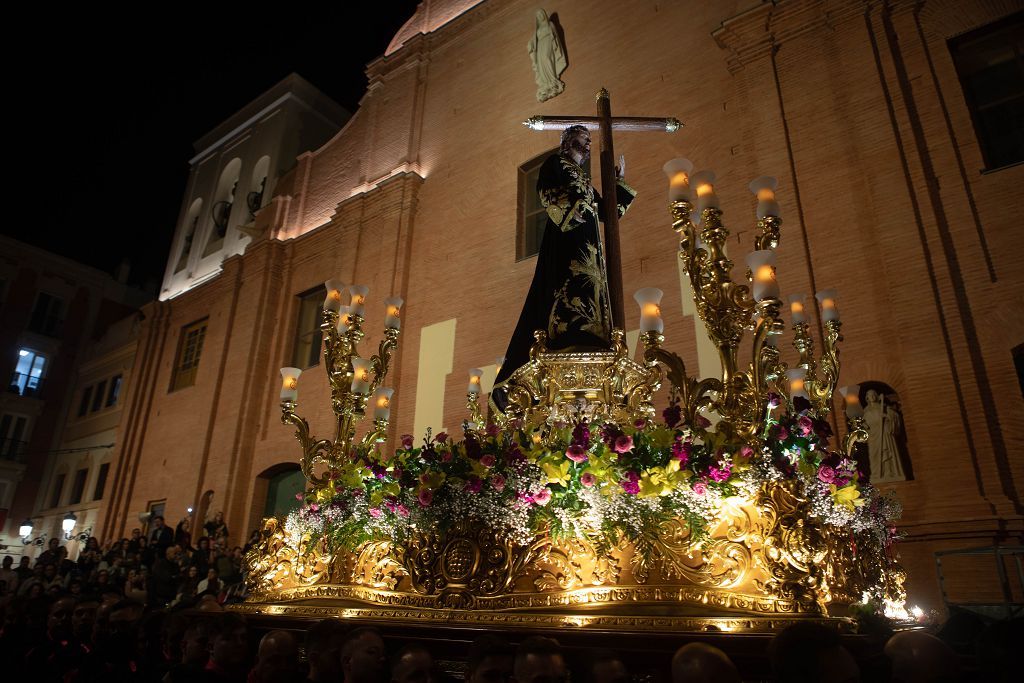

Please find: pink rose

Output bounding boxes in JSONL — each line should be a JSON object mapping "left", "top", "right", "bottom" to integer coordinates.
{"left": 480, "top": 454, "right": 496, "bottom": 468}
{"left": 533, "top": 488, "right": 552, "bottom": 505}
{"left": 369, "top": 507, "right": 382, "bottom": 518}
{"left": 566, "top": 444, "right": 588, "bottom": 463}
{"left": 309, "top": 503, "right": 319, "bottom": 512}
{"left": 739, "top": 446, "right": 755, "bottom": 459}
{"left": 798, "top": 416, "right": 814, "bottom": 436}
{"left": 295, "top": 493, "right": 304, "bottom": 501}
{"left": 490, "top": 474, "right": 506, "bottom": 492}
{"left": 817, "top": 465, "right": 837, "bottom": 484}
{"left": 401, "top": 434, "right": 414, "bottom": 449}
{"left": 417, "top": 489, "right": 433, "bottom": 507}
{"left": 580, "top": 472, "right": 597, "bottom": 487}
{"left": 441, "top": 451, "right": 453, "bottom": 462}
{"left": 692, "top": 481, "right": 708, "bottom": 495}
{"left": 396, "top": 504, "right": 409, "bottom": 517}
{"left": 465, "top": 477, "right": 483, "bottom": 494}
{"left": 613, "top": 435, "right": 634, "bottom": 454}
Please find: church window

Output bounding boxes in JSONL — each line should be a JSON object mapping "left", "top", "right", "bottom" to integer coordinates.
{"left": 292, "top": 286, "right": 326, "bottom": 369}
{"left": 949, "top": 12, "right": 1024, "bottom": 170}
{"left": 28, "top": 292, "right": 64, "bottom": 337}
{"left": 517, "top": 149, "right": 557, "bottom": 260}
{"left": 93, "top": 462, "right": 110, "bottom": 501}
{"left": 170, "top": 319, "right": 208, "bottom": 392}
{"left": 69, "top": 468, "right": 88, "bottom": 505}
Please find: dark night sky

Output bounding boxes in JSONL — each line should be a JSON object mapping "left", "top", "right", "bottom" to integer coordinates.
{"left": 6, "top": 5, "right": 420, "bottom": 292}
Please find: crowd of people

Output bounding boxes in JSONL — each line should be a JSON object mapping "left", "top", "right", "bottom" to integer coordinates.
{"left": 0, "top": 512, "right": 1018, "bottom": 681}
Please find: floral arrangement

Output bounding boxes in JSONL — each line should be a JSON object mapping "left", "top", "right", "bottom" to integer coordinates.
{"left": 284, "top": 394, "right": 901, "bottom": 557}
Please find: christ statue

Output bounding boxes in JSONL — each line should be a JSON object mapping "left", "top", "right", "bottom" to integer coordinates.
{"left": 494, "top": 125, "right": 636, "bottom": 393}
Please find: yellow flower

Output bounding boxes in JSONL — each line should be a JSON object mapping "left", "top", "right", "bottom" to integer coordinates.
{"left": 831, "top": 484, "right": 864, "bottom": 511}
{"left": 540, "top": 458, "right": 572, "bottom": 487}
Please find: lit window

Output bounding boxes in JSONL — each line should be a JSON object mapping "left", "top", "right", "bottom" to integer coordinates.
{"left": 950, "top": 13, "right": 1024, "bottom": 170}
{"left": 171, "top": 319, "right": 208, "bottom": 392}
{"left": 11, "top": 349, "right": 45, "bottom": 396}
{"left": 292, "top": 286, "right": 326, "bottom": 369}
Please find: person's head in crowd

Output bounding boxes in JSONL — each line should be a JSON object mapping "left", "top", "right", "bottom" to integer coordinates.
{"left": 467, "top": 635, "right": 514, "bottom": 683}
{"left": 181, "top": 618, "right": 213, "bottom": 669}
{"left": 391, "top": 643, "right": 437, "bottom": 683}
{"left": 884, "top": 630, "right": 960, "bottom": 683}
{"left": 252, "top": 629, "right": 300, "bottom": 683}
{"left": 2, "top": 554, "right": 11, "bottom": 569}
{"left": 207, "top": 612, "right": 249, "bottom": 675}
{"left": 583, "top": 649, "right": 629, "bottom": 683}
{"left": 131, "top": 528, "right": 141, "bottom": 540}
{"left": 671, "top": 643, "right": 740, "bottom": 683}
{"left": 18, "top": 555, "right": 30, "bottom": 569}
{"left": 341, "top": 626, "right": 388, "bottom": 683}
{"left": 27, "top": 581, "right": 45, "bottom": 599}
{"left": 769, "top": 622, "right": 859, "bottom": 683}
{"left": 138, "top": 536, "right": 148, "bottom": 549}
{"left": 46, "top": 537, "right": 59, "bottom": 553}
{"left": 153, "top": 515, "right": 166, "bottom": 530}
{"left": 43, "top": 563, "right": 57, "bottom": 581}
{"left": 68, "top": 578, "right": 83, "bottom": 595}
{"left": 306, "top": 618, "right": 348, "bottom": 682}
{"left": 72, "top": 596, "right": 100, "bottom": 643}
{"left": 85, "top": 536, "right": 101, "bottom": 553}
{"left": 513, "top": 636, "right": 567, "bottom": 683}
{"left": 199, "top": 536, "right": 211, "bottom": 552}
{"left": 46, "top": 595, "right": 75, "bottom": 641}
{"left": 213, "top": 511, "right": 225, "bottom": 524}
{"left": 186, "top": 565, "right": 200, "bottom": 580}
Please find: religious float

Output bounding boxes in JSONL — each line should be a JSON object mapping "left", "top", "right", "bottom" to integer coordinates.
{"left": 238, "top": 95, "right": 907, "bottom": 635}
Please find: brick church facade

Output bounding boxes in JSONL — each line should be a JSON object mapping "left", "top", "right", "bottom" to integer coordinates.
{"left": 95, "top": 0, "right": 1023, "bottom": 609}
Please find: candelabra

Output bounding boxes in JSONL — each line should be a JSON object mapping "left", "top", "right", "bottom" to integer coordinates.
{"left": 279, "top": 282, "right": 402, "bottom": 488}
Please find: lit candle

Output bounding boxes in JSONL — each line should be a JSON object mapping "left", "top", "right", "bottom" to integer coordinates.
{"left": 372, "top": 387, "right": 394, "bottom": 421}
{"left": 787, "top": 368, "right": 808, "bottom": 399}
{"left": 280, "top": 367, "right": 302, "bottom": 401}
{"left": 633, "top": 287, "right": 664, "bottom": 333}
{"left": 323, "top": 279, "right": 346, "bottom": 313}
{"left": 350, "top": 358, "right": 371, "bottom": 394}
{"left": 839, "top": 385, "right": 863, "bottom": 419}
{"left": 745, "top": 250, "right": 779, "bottom": 302}
{"left": 816, "top": 289, "right": 839, "bottom": 322}
{"left": 748, "top": 176, "right": 781, "bottom": 219}
{"left": 789, "top": 294, "right": 807, "bottom": 324}
{"left": 468, "top": 368, "right": 483, "bottom": 395}
{"left": 384, "top": 296, "right": 404, "bottom": 330}
{"left": 495, "top": 356, "right": 506, "bottom": 372}
{"left": 348, "top": 285, "right": 369, "bottom": 317}
{"left": 691, "top": 170, "right": 719, "bottom": 211}
{"left": 336, "top": 306, "right": 354, "bottom": 334}
{"left": 662, "top": 158, "right": 694, "bottom": 202}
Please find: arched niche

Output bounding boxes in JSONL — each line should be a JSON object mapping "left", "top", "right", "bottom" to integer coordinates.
{"left": 203, "top": 158, "right": 242, "bottom": 256}
{"left": 856, "top": 381, "right": 913, "bottom": 483}
{"left": 247, "top": 156, "right": 270, "bottom": 220}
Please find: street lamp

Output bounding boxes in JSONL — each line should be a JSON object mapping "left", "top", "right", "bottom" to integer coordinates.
{"left": 62, "top": 512, "right": 77, "bottom": 540}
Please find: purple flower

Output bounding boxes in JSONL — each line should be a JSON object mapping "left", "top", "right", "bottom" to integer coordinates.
{"left": 566, "top": 444, "right": 588, "bottom": 463}
{"left": 490, "top": 474, "right": 506, "bottom": 492}
{"left": 634, "top": 418, "right": 647, "bottom": 430}
{"left": 417, "top": 489, "right": 433, "bottom": 507}
{"left": 465, "top": 477, "right": 483, "bottom": 494}
{"left": 672, "top": 439, "right": 692, "bottom": 465}
{"left": 817, "top": 465, "right": 837, "bottom": 484}
{"left": 506, "top": 445, "right": 526, "bottom": 464}
{"left": 571, "top": 422, "right": 591, "bottom": 448}
{"left": 613, "top": 435, "right": 634, "bottom": 454}
{"left": 397, "top": 504, "right": 409, "bottom": 517}
{"left": 485, "top": 423, "right": 500, "bottom": 437}
{"left": 480, "top": 454, "right": 496, "bottom": 468}
{"left": 692, "top": 481, "right": 708, "bottom": 495}
{"left": 663, "top": 403, "right": 682, "bottom": 428}
{"left": 435, "top": 432, "right": 449, "bottom": 444}
{"left": 708, "top": 462, "right": 732, "bottom": 483}
{"left": 766, "top": 392, "right": 782, "bottom": 409}
{"left": 401, "top": 434, "right": 414, "bottom": 449}
{"left": 797, "top": 416, "right": 814, "bottom": 436}
{"left": 620, "top": 471, "right": 640, "bottom": 495}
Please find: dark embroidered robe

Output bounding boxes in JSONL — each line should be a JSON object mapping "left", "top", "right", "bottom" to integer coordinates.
{"left": 496, "top": 153, "right": 636, "bottom": 388}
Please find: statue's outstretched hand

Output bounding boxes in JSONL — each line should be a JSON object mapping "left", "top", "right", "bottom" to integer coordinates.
{"left": 616, "top": 155, "right": 626, "bottom": 179}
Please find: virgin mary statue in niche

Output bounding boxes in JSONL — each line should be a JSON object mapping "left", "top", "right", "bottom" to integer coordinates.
{"left": 494, "top": 125, "right": 636, "bottom": 398}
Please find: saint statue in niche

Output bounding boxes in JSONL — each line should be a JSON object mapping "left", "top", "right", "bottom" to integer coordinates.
{"left": 495, "top": 125, "right": 636, "bottom": 397}
{"left": 863, "top": 389, "right": 908, "bottom": 483}
{"left": 528, "top": 9, "right": 568, "bottom": 102}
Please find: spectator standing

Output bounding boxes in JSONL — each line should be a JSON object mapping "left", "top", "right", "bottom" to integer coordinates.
{"left": 150, "top": 516, "right": 174, "bottom": 553}
{"left": 0, "top": 556, "right": 19, "bottom": 595}
{"left": 175, "top": 516, "right": 194, "bottom": 550}
{"left": 205, "top": 511, "right": 230, "bottom": 550}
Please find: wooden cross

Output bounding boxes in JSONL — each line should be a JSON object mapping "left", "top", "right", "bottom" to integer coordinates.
{"left": 524, "top": 88, "right": 682, "bottom": 329}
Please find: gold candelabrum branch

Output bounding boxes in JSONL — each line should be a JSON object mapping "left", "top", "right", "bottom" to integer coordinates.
{"left": 790, "top": 319, "right": 842, "bottom": 416}
{"left": 280, "top": 298, "right": 402, "bottom": 489}
{"left": 843, "top": 416, "right": 868, "bottom": 458}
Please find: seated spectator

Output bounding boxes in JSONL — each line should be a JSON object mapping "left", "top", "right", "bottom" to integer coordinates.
{"left": 671, "top": 643, "right": 740, "bottom": 683}
{"left": 513, "top": 636, "right": 568, "bottom": 683}
{"left": 582, "top": 649, "right": 629, "bottom": 683}
{"left": 13, "top": 555, "right": 32, "bottom": 583}
{"left": 175, "top": 564, "right": 202, "bottom": 606}
{"left": 197, "top": 567, "right": 222, "bottom": 599}
{"left": 467, "top": 635, "right": 514, "bottom": 683}
{"left": 391, "top": 643, "right": 439, "bottom": 683}
{"left": 203, "top": 611, "right": 249, "bottom": 682}
{"left": 884, "top": 630, "right": 960, "bottom": 683}
{"left": 769, "top": 621, "right": 859, "bottom": 683}
{"left": 251, "top": 629, "right": 301, "bottom": 683}
{"left": 341, "top": 626, "right": 388, "bottom": 683}
{"left": 305, "top": 618, "right": 348, "bottom": 683}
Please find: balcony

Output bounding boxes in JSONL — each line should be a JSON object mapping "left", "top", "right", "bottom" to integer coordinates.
{"left": 8, "top": 371, "right": 43, "bottom": 398}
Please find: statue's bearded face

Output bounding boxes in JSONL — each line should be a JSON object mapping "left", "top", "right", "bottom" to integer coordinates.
{"left": 568, "top": 131, "right": 591, "bottom": 165}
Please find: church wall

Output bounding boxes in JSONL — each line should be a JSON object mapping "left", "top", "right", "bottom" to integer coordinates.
{"left": 98, "top": 0, "right": 1022, "bottom": 610}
